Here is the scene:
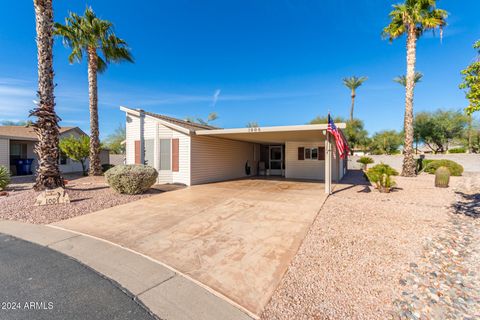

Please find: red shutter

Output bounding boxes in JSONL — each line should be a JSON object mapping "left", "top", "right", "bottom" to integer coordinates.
{"left": 318, "top": 147, "right": 325, "bottom": 160}
{"left": 172, "top": 138, "right": 179, "bottom": 172}
{"left": 298, "top": 147, "right": 305, "bottom": 160}
{"left": 134, "top": 140, "right": 141, "bottom": 164}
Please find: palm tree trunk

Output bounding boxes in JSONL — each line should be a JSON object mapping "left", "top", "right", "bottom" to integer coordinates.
{"left": 401, "top": 26, "right": 417, "bottom": 177}
{"left": 31, "top": 0, "right": 63, "bottom": 191}
{"left": 87, "top": 48, "right": 102, "bottom": 176}
{"left": 468, "top": 115, "right": 473, "bottom": 153}
{"left": 350, "top": 90, "right": 355, "bottom": 122}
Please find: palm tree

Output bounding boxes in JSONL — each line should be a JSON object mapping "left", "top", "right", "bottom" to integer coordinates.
{"left": 31, "top": 0, "right": 63, "bottom": 191}
{"left": 55, "top": 7, "right": 133, "bottom": 176}
{"left": 343, "top": 76, "right": 368, "bottom": 121}
{"left": 393, "top": 71, "right": 424, "bottom": 87}
{"left": 383, "top": 0, "right": 447, "bottom": 177}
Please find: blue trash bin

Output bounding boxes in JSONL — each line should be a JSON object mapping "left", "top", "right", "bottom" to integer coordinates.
{"left": 13, "top": 159, "right": 34, "bottom": 175}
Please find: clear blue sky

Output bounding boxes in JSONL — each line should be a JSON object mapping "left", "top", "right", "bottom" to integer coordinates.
{"left": 0, "top": 0, "right": 479, "bottom": 139}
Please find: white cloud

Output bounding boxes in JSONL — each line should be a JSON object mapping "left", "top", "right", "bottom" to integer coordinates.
{"left": 211, "top": 89, "right": 221, "bottom": 107}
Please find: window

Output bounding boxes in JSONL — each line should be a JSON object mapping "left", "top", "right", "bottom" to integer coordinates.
{"left": 159, "top": 139, "right": 171, "bottom": 170}
{"left": 305, "top": 148, "right": 311, "bottom": 159}
{"left": 304, "top": 147, "right": 318, "bottom": 160}
{"left": 59, "top": 151, "right": 68, "bottom": 165}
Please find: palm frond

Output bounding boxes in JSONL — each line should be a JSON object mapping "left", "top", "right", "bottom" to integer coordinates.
{"left": 393, "top": 71, "right": 423, "bottom": 86}
{"left": 343, "top": 76, "right": 368, "bottom": 90}
{"left": 54, "top": 6, "right": 133, "bottom": 71}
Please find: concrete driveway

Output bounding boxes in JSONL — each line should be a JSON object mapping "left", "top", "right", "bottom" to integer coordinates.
{"left": 54, "top": 178, "right": 327, "bottom": 317}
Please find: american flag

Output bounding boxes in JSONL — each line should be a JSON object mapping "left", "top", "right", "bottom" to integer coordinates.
{"left": 327, "top": 114, "right": 349, "bottom": 159}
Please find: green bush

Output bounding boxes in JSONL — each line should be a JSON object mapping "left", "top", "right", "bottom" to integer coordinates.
{"left": 366, "top": 163, "right": 398, "bottom": 193}
{"left": 0, "top": 165, "right": 10, "bottom": 191}
{"left": 105, "top": 165, "right": 158, "bottom": 194}
{"left": 357, "top": 156, "right": 374, "bottom": 170}
{"left": 448, "top": 147, "right": 466, "bottom": 154}
{"left": 424, "top": 160, "right": 463, "bottom": 176}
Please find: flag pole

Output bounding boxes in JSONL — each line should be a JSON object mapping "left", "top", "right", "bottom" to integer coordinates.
{"left": 325, "top": 113, "right": 332, "bottom": 195}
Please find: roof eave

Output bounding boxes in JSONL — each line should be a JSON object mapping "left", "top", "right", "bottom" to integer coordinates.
{"left": 120, "top": 106, "right": 192, "bottom": 135}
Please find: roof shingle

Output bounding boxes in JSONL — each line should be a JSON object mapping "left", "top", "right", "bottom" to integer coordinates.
{"left": 0, "top": 126, "right": 79, "bottom": 140}
{"left": 144, "top": 111, "right": 219, "bottom": 131}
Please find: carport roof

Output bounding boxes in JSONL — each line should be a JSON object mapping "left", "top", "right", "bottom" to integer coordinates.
{"left": 195, "top": 123, "right": 346, "bottom": 144}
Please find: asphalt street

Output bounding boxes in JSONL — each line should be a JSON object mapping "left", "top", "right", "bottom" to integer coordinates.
{"left": 0, "top": 233, "right": 157, "bottom": 320}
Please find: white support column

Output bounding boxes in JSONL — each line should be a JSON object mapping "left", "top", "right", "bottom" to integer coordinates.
{"left": 325, "top": 132, "right": 332, "bottom": 194}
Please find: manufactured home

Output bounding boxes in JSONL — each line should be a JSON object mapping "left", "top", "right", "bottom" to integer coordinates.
{"left": 122, "top": 107, "right": 347, "bottom": 193}
{"left": 0, "top": 126, "right": 109, "bottom": 176}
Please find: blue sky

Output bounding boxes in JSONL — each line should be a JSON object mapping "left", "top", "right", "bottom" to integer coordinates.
{"left": 0, "top": 0, "right": 479, "bottom": 139}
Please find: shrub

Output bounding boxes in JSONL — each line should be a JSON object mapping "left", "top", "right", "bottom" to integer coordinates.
{"left": 0, "top": 166, "right": 10, "bottom": 191}
{"left": 366, "top": 163, "right": 398, "bottom": 193}
{"left": 424, "top": 160, "right": 463, "bottom": 176}
{"left": 448, "top": 147, "right": 466, "bottom": 154}
{"left": 357, "top": 156, "right": 374, "bottom": 170}
{"left": 105, "top": 165, "right": 158, "bottom": 194}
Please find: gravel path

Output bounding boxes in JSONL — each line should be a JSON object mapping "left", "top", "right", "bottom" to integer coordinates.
{"left": 261, "top": 170, "right": 469, "bottom": 320}
{"left": 0, "top": 175, "right": 182, "bottom": 224}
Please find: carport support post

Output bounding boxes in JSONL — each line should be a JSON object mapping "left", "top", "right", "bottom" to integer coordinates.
{"left": 325, "top": 132, "right": 332, "bottom": 194}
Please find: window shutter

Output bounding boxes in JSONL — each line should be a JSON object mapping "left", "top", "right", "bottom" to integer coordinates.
{"left": 134, "top": 140, "right": 141, "bottom": 164}
{"left": 298, "top": 147, "right": 305, "bottom": 160}
{"left": 318, "top": 147, "right": 325, "bottom": 160}
{"left": 172, "top": 138, "right": 179, "bottom": 172}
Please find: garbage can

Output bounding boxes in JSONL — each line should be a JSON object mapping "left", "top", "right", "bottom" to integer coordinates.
{"left": 13, "top": 159, "right": 34, "bottom": 175}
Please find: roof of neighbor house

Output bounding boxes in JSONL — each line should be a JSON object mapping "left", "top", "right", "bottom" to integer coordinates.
{"left": 0, "top": 126, "right": 84, "bottom": 141}
{"left": 143, "top": 111, "right": 218, "bottom": 131}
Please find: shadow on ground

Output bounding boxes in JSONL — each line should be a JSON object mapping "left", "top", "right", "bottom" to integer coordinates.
{"left": 452, "top": 192, "right": 480, "bottom": 218}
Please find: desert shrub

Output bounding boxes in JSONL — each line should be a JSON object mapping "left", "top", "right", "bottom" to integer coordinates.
{"left": 0, "top": 166, "right": 10, "bottom": 190}
{"left": 357, "top": 156, "right": 374, "bottom": 170}
{"left": 448, "top": 147, "right": 466, "bottom": 154}
{"left": 105, "top": 165, "right": 158, "bottom": 194}
{"left": 366, "top": 163, "right": 398, "bottom": 193}
{"left": 424, "top": 160, "right": 463, "bottom": 176}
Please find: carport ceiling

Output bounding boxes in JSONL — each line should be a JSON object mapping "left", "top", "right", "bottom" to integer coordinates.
{"left": 195, "top": 123, "right": 346, "bottom": 144}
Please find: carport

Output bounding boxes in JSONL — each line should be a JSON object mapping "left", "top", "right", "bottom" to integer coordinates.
{"left": 195, "top": 123, "right": 347, "bottom": 194}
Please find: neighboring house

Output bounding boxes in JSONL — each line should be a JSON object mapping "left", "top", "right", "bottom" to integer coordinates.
{"left": 0, "top": 126, "right": 109, "bottom": 176}
{"left": 122, "top": 107, "right": 347, "bottom": 192}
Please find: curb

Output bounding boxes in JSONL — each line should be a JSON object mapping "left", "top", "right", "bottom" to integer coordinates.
{"left": 0, "top": 220, "right": 255, "bottom": 320}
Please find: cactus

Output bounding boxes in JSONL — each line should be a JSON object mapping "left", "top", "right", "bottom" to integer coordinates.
{"left": 435, "top": 166, "right": 450, "bottom": 188}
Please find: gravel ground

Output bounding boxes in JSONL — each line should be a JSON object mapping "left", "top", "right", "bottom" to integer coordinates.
{"left": 394, "top": 173, "right": 480, "bottom": 319}
{"left": 261, "top": 170, "right": 476, "bottom": 320}
{"left": 0, "top": 175, "right": 182, "bottom": 224}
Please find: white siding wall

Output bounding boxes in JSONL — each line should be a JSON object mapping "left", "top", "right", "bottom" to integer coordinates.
{"left": 285, "top": 141, "right": 325, "bottom": 180}
{"left": 125, "top": 114, "right": 140, "bottom": 165}
{"left": 190, "top": 136, "right": 256, "bottom": 185}
{"left": 172, "top": 130, "right": 191, "bottom": 185}
{"left": 0, "top": 138, "right": 9, "bottom": 170}
{"left": 125, "top": 113, "right": 191, "bottom": 185}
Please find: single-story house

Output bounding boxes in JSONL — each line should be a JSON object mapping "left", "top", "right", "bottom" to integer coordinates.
{"left": 0, "top": 126, "right": 109, "bottom": 176}
{"left": 122, "top": 107, "right": 347, "bottom": 193}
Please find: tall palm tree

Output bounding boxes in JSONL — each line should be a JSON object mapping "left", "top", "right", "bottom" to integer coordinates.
{"left": 343, "top": 76, "right": 368, "bottom": 121}
{"left": 31, "top": 0, "right": 63, "bottom": 191}
{"left": 55, "top": 7, "right": 133, "bottom": 176}
{"left": 393, "top": 71, "right": 424, "bottom": 87}
{"left": 383, "top": 0, "right": 447, "bottom": 177}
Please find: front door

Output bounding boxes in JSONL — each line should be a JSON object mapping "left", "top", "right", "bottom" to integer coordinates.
{"left": 269, "top": 145, "right": 283, "bottom": 176}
